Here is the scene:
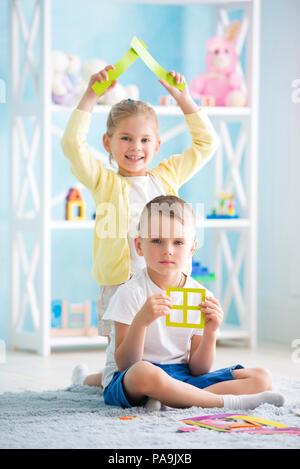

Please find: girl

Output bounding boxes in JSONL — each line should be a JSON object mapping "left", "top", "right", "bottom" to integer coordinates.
{"left": 61, "top": 65, "right": 219, "bottom": 388}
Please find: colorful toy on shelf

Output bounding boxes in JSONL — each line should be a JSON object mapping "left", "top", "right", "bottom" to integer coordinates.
{"left": 159, "top": 95, "right": 177, "bottom": 106}
{"left": 207, "top": 191, "right": 239, "bottom": 219}
{"left": 192, "top": 261, "right": 216, "bottom": 283}
{"left": 199, "top": 95, "right": 215, "bottom": 107}
{"left": 51, "top": 51, "right": 82, "bottom": 107}
{"left": 190, "top": 21, "right": 247, "bottom": 107}
{"left": 65, "top": 188, "right": 85, "bottom": 221}
{"left": 51, "top": 300, "right": 98, "bottom": 337}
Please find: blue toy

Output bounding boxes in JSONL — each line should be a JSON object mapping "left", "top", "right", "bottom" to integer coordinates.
{"left": 192, "top": 261, "right": 216, "bottom": 283}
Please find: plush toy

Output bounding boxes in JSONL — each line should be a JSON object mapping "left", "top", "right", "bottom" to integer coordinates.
{"left": 190, "top": 21, "right": 247, "bottom": 107}
{"left": 78, "top": 59, "right": 139, "bottom": 106}
{"left": 51, "top": 51, "right": 82, "bottom": 106}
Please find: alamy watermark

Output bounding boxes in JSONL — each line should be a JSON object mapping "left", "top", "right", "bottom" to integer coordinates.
{"left": 291, "top": 338, "right": 300, "bottom": 364}
{"left": 0, "top": 339, "right": 6, "bottom": 364}
{"left": 95, "top": 199, "right": 205, "bottom": 247}
{"left": 291, "top": 78, "right": 300, "bottom": 104}
{"left": 0, "top": 79, "right": 6, "bottom": 104}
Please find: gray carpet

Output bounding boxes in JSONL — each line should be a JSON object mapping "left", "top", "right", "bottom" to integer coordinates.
{"left": 1, "top": 376, "right": 300, "bottom": 449}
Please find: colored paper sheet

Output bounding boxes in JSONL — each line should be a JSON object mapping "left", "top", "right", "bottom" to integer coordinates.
{"left": 185, "top": 413, "right": 238, "bottom": 420}
{"left": 166, "top": 287, "right": 205, "bottom": 329}
{"left": 183, "top": 419, "right": 229, "bottom": 432}
{"left": 177, "top": 427, "right": 199, "bottom": 433}
{"left": 92, "top": 47, "right": 140, "bottom": 96}
{"left": 130, "top": 36, "right": 185, "bottom": 91}
{"left": 235, "top": 428, "right": 300, "bottom": 435}
{"left": 92, "top": 36, "right": 186, "bottom": 96}
{"left": 180, "top": 413, "right": 299, "bottom": 435}
{"left": 232, "top": 415, "right": 290, "bottom": 429}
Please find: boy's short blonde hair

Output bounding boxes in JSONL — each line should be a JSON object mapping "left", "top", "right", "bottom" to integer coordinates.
{"left": 138, "top": 195, "right": 196, "bottom": 239}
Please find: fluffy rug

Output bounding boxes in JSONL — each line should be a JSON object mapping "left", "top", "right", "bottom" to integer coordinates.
{"left": 1, "top": 377, "right": 300, "bottom": 449}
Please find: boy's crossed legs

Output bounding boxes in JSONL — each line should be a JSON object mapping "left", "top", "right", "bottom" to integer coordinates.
{"left": 122, "top": 361, "right": 285, "bottom": 410}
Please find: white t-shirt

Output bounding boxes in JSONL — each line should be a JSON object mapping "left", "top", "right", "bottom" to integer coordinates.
{"left": 102, "top": 268, "right": 213, "bottom": 389}
{"left": 126, "top": 174, "right": 165, "bottom": 275}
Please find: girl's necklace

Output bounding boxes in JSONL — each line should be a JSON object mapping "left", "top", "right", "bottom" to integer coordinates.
{"left": 177, "top": 272, "right": 184, "bottom": 288}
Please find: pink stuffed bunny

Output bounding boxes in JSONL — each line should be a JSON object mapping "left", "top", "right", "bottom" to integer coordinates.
{"left": 190, "top": 21, "right": 247, "bottom": 107}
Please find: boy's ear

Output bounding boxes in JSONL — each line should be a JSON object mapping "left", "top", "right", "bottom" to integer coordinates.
{"left": 103, "top": 133, "right": 111, "bottom": 153}
{"left": 190, "top": 238, "right": 198, "bottom": 257}
{"left": 134, "top": 237, "right": 144, "bottom": 257}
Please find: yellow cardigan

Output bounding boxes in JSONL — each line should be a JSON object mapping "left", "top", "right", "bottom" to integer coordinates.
{"left": 61, "top": 108, "right": 219, "bottom": 285}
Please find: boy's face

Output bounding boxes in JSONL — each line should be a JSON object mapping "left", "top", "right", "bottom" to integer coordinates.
{"left": 135, "top": 213, "right": 197, "bottom": 277}
{"left": 103, "top": 113, "right": 160, "bottom": 177}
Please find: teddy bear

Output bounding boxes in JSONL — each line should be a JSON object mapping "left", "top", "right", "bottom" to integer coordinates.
{"left": 78, "top": 58, "right": 140, "bottom": 106}
{"left": 190, "top": 21, "right": 247, "bottom": 107}
{"left": 51, "top": 51, "right": 82, "bottom": 106}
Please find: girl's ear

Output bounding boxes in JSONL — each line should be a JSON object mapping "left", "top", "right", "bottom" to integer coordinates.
{"left": 155, "top": 138, "right": 161, "bottom": 156}
{"left": 103, "top": 133, "right": 111, "bottom": 153}
{"left": 134, "top": 237, "right": 144, "bottom": 257}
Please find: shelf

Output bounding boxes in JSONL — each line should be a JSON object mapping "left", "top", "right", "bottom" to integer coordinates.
{"left": 51, "top": 220, "right": 95, "bottom": 230}
{"left": 9, "top": 0, "right": 259, "bottom": 355}
{"left": 50, "top": 335, "right": 107, "bottom": 349}
{"left": 51, "top": 218, "right": 250, "bottom": 230}
{"left": 203, "top": 218, "right": 250, "bottom": 229}
{"left": 49, "top": 328, "right": 249, "bottom": 348}
{"left": 52, "top": 103, "right": 251, "bottom": 118}
{"left": 117, "top": 1, "right": 253, "bottom": 6}
{"left": 218, "top": 326, "right": 250, "bottom": 341}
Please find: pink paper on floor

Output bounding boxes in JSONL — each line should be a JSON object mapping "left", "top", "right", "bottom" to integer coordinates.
{"left": 179, "top": 413, "right": 300, "bottom": 436}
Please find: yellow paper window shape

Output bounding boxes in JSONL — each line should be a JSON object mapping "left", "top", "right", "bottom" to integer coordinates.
{"left": 166, "top": 287, "right": 206, "bottom": 329}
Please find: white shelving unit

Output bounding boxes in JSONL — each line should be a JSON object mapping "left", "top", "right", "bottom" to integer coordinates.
{"left": 8, "top": 0, "right": 260, "bottom": 355}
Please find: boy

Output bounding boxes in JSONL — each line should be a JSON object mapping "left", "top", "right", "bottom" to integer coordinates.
{"left": 102, "top": 195, "right": 285, "bottom": 410}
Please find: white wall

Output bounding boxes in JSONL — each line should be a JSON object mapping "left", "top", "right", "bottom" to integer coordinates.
{"left": 258, "top": 0, "right": 300, "bottom": 344}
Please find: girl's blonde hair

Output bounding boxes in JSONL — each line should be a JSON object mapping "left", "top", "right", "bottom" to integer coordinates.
{"left": 106, "top": 99, "right": 159, "bottom": 138}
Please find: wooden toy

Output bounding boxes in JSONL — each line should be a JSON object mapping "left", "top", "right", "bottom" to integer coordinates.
{"left": 159, "top": 95, "right": 177, "bottom": 106}
{"left": 165, "top": 287, "right": 205, "bottom": 329}
{"left": 51, "top": 300, "right": 97, "bottom": 337}
{"left": 65, "top": 188, "right": 85, "bottom": 221}
{"left": 200, "top": 95, "right": 215, "bottom": 107}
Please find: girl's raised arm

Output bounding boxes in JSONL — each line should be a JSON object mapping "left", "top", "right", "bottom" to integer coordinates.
{"left": 77, "top": 65, "right": 117, "bottom": 113}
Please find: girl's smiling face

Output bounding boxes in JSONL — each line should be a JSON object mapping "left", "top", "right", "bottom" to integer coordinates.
{"left": 103, "top": 113, "right": 160, "bottom": 177}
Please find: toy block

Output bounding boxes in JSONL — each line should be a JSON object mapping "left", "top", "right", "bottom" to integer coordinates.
{"left": 191, "top": 262, "right": 216, "bottom": 283}
{"left": 159, "top": 95, "right": 177, "bottom": 106}
{"left": 65, "top": 188, "right": 85, "bottom": 221}
{"left": 200, "top": 95, "right": 215, "bottom": 106}
{"left": 50, "top": 300, "right": 97, "bottom": 337}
